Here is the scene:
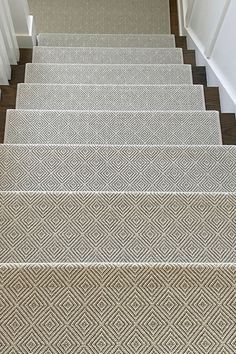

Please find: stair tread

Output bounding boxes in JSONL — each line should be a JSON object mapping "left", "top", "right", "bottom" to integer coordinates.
{"left": 5, "top": 110, "right": 222, "bottom": 145}
{"left": 1, "top": 262, "right": 235, "bottom": 353}
{"left": 33, "top": 46, "right": 184, "bottom": 64}
{"left": 38, "top": 33, "right": 176, "bottom": 48}
{"left": 0, "top": 145, "right": 235, "bottom": 192}
{"left": 16, "top": 84, "right": 205, "bottom": 111}
{"left": 1, "top": 191, "right": 235, "bottom": 263}
{"left": 29, "top": 0, "right": 171, "bottom": 34}
{"left": 2, "top": 1, "right": 235, "bottom": 352}
{"left": 25, "top": 63, "right": 193, "bottom": 85}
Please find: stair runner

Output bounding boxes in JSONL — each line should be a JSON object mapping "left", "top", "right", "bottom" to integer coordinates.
{"left": 37, "top": 33, "right": 176, "bottom": 47}
{"left": 28, "top": 0, "right": 171, "bottom": 34}
{"left": 5, "top": 110, "right": 222, "bottom": 145}
{"left": 33, "top": 47, "right": 184, "bottom": 64}
{"left": 25, "top": 63, "right": 193, "bottom": 85}
{"left": 16, "top": 84, "right": 205, "bottom": 111}
{"left": 1, "top": 30, "right": 236, "bottom": 354}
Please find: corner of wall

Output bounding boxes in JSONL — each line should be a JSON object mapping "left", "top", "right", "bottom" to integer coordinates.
{"left": 16, "top": 15, "right": 37, "bottom": 48}
{"left": 186, "top": 29, "right": 236, "bottom": 114}
{"left": 177, "top": 0, "right": 236, "bottom": 115}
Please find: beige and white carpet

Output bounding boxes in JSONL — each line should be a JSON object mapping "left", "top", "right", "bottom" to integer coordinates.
{"left": 2, "top": 263, "right": 236, "bottom": 353}
{"left": 37, "top": 33, "right": 175, "bottom": 47}
{"left": 16, "top": 84, "right": 205, "bottom": 111}
{"left": 1, "top": 145, "right": 235, "bottom": 192}
{"left": 1, "top": 192, "right": 235, "bottom": 263}
{"left": 25, "top": 63, "right": 193, "bottom": 85}
{"left": 5, "top": 110, "right": 222, "bottom": 145}
{"left": 29, "top": 0, "right": 171, "bottom": 34}
{"left": 32, "top": 47, "right": 184, "bottom": 64}
{"left": 1, "top": 1, "right": 236, "bottom": 351}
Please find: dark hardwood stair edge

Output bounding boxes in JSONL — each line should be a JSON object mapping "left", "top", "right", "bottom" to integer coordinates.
{"left": 0, "top": 49, "right": 32, "bottom": 143}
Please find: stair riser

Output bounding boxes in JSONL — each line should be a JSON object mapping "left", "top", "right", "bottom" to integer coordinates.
{"left": 31, "top": 0, "right": 170, "bottom": 34}
{"left": 16, "top": 84, "right": 205, "bottom": 111}
{"left": 38, "top": 33, "right": 176, "bottom": 47}
{"left": 1, "top": 263, "right": 235, "bottom": 354}
{"left": 5, "top": 110, "right": 222, "bottom": 145}
{"left": 0, "top": 145, "right": 235, "bottom": 192}
{"left": 25, "top": 64, "right": 193, "bottom": 85}
{"left": 33, "top": 47, "right": 184, "bottom": 64}
{"left": 1, "top": 192, "right": 235, "bottom": 263}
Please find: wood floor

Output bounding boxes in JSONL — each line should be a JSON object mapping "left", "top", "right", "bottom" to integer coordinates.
{"left": 0, "top": 0, "right": 235, "bottom": 144}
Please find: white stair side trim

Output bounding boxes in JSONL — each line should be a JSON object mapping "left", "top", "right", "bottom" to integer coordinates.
{"left": 0, "top": 56, "right": 9, "bottom": 85}
{"left": 177, "top": 0, "right": 236, "bottom": 114}
{"left": 0, "top": 31, "right": 11, "bottom": 80}
{"left": 0, "top": 0, "right": 20, "bottom": 63}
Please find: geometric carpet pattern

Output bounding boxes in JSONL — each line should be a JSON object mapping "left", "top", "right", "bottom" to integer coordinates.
{"left": 16, "top": 84, "right": 206, "bottom": 111}
{"left": 1, "top": 0, "right": 236, "bottom": 346}
{"left": 37, "top": 33, "right": 175, "bottom": 48}
{"left": 29, "top": 0, "right": 171, "bottom": 34}
{"left": 1, "top": 191, "right": 236, "bottom": 263}
{"left": 1, "top": 145, "right": 235, "bottom": 192}
{"left": 32, "top": 47, "right": 184, "bottom": 65}
{"left": 1, "top": 263, "right": 236, "bottom": 354}
{"left": 5, "top": 110, "right": 222, "bottom": 145}
{"left": 25, "top": 64, "right": 193, "bottom": 85}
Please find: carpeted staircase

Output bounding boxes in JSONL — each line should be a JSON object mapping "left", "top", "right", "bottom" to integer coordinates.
{"left": 1, "top": 1, "right": 236, "bottom": 353}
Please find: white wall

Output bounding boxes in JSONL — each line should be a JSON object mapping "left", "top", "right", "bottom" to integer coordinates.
{"left": 8, "top": 0, "right": 36, "bottom": 48}
{"left": 178, "top": 0, "right": 236, "bottom": 114}
{"left": 0, "top": 0, "right": 36, "bottom": 84}
{"left": 0, "top": 0, "right": 20, "bottom": 84}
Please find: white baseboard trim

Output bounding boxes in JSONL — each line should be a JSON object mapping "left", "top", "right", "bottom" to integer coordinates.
{"left": 16, "top": 15, "right": 36, "bottom": 48}
{"left": 177, "top": 0, "right": 186, "bottom": 36}
{"left": 177, "top": 0, "right": 236, "bottom": 115}
{"left": 186, "top": 28, "right": 236, "bottom": 114}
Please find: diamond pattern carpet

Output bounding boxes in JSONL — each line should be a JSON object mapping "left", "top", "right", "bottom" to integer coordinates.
{"left": 5, "top": 110, "right": 222, "bottom": 145}
{"left": 16, "top": 84, "right": 205, "bottom": 111}
{"left": 1, "top": 2, "right": 236, "bottom": 352}
{"left": 25, "top": 64, "right": 193, "bottom": 85}
{"left": 2, "top": 263, "right": 236, "bottom": 353}
{"left": 1, "top": 192, "right": 235, "bottom": 263}
{"left": 37, "top": 33, "right": 175, "bottom": 47}
{"left": 1, "top": 145, "right": 235, "bottom": 192}
{"left": 28, "top": 0, "right": 171, "bottom": 34}
{"left": 32, "top": 47, "right": 184, "bottom": 64}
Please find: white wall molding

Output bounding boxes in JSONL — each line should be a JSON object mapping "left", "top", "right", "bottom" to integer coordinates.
{"left": 0, "top": 0, "right": 23, "bottom": 84}
{"left": 0, "top": 0, "right": 19, "bottom": 64}
{"left": 8, "top": 0, "right": 36, "bottom": 48}
{"left": 187, "top": 28, "right": 236, "bottom": 113}
{"left": 0, "top": 0, "right": 36, "bottom": 85}
{"left": 0, "top": 31, "right": 11, "bottom": 80}
{"left": 178, "top": 0, "right": 236, "bottom": 114}
{"left": 0, "top": 56, "right": 9, "bottom": 85}
{"left": 204, "top": 0, "right": 231, "bottom": 58}
{"left": 185, "top": 0, "right": 195, "bottom": 28}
